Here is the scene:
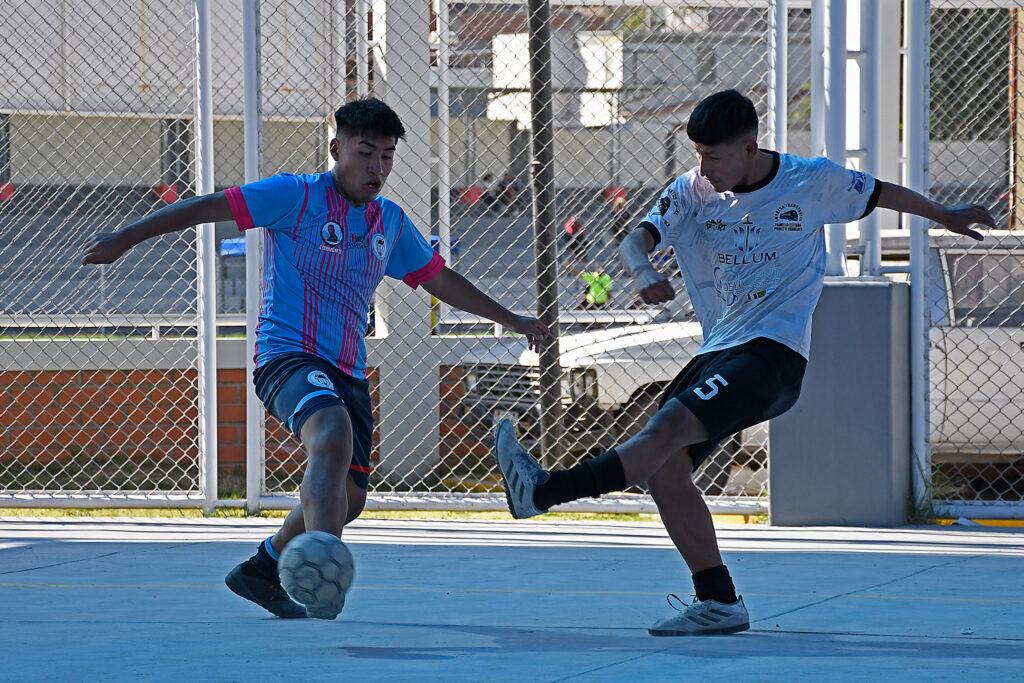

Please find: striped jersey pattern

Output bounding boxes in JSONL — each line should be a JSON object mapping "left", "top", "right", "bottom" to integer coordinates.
{"left": 225, "top": 171, "right": 443, "bottom": 378}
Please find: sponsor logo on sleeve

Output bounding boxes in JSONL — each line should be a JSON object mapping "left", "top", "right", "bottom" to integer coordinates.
{"left": 657, "top": 195, "right": 671, "bottom": 216}
{"left": 848, "top": 170, "right": 867, "bottom": 194}
{"left": 773, "top": 203, "right": 804, "bottom": 231}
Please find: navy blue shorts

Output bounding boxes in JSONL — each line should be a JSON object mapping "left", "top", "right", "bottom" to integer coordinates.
{"left": 253, "top": 352, "right": 374, "bottom": 489}
{"left": 659, "top": 337, "right": 807, "bottom": 471}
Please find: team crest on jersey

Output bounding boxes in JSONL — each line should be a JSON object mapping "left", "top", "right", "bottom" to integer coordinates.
{"left": 773, "top": 203, "right": 803, "bottom": 231}
{"left": 371, "top": 233, "right": 387, "bottom": 260}
{"left": 733, "top": 217, "right": 761, "bottom": 251}
{"left": 306, "top": 370, "right": 335, "bottom": 390}
{"left": 321, "top": 221, "right": 343, "bottom": 246}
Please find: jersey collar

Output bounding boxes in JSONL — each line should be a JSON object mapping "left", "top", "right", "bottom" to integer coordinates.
{"left": 730, "top": 150, "right": 780, "bottom": 194}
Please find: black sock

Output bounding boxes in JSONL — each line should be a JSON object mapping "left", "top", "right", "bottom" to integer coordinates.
{"left": 692, "top": 565, "right": 738, "bottom": 604}
{"left": 533, "top": 448, "right": 627, "bottom": 510}
{"left": 250, "top": 537, "right": 279, "bottom": 579}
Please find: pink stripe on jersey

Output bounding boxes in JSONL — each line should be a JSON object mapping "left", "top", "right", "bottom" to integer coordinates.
{"left": 337, "top": 201, "right": 355, "bottom": 370}
{"left": 225, "top": 187, "right": 255, "bottom": 231}
{"left": 404, "top": 251, "right": 446, "bottom": 289}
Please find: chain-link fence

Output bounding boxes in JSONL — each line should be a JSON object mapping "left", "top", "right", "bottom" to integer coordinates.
{"left": 0, "top": 0, "right": 204, "bottom": 502}
{"left": 923, "top": 4, "right": 1024, "bottom": 513}
{"left": 410, "top": 2, "right": 812, "bottom": 509}
{"left": 3, "top": 1, "right": 1022, "bottom": 518}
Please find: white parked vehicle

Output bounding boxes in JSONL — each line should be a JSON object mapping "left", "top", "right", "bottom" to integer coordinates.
{"left": 454, "top": 230, "right": 1024, "bottom": 495}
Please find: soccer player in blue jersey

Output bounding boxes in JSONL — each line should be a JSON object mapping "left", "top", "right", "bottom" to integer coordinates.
{"left": 494, "top": 89, "right": 995, "bottom": 636}
{"left": 83, "top": 98, "right": 548, "bottom": 619}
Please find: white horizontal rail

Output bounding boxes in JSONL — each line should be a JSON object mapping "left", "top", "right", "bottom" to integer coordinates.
{"left": 256, "top": 493, "right": 766, "bottom": 516}
{"left": 0, "top": 314, "right": 246, "bottom": 328}
{"left": 932, "top": 503, "right": 1024, "bottom": 521}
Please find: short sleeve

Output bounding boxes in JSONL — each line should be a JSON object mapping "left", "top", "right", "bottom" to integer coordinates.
{"left": 815, "top": 160, "right": 878, "bottom": 225}
{"left": 385, "top": 212, "right": 446, "bottom": 288}
{"left": 224, "top": 173, "right": 307, "bottom": 232}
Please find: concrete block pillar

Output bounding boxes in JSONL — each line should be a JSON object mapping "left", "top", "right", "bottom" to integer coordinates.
{"left": 769, "top": 279, "right": 910, "bottom": 526}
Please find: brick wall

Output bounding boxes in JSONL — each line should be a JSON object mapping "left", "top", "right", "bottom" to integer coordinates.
{"left": 439, "top": 364, "right": 489, "bottom": 465}
{"left": 0, "top": 364, "right": 390, "bottom": 492}
{"left": 1, "top": 368, "right": 202, "bottom": 466}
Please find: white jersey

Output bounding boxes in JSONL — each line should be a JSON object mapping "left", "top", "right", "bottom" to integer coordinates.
{"left": 643, "top": 152, "right": 878, "bottom": 358}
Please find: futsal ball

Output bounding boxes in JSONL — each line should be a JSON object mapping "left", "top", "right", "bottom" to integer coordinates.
{"left": 278, "top": 531, "right": 355, "bottom": 615}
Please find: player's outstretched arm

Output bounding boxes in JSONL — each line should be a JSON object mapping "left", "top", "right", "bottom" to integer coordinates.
{"left": 81, "top": 192, "right": 234, "bottom": 265}
{"left": 620, "top": 226, "right": 674, "bottom": 304}
{"left": 420, "top": 266, "right": 549, "bottom": 352}
{"left": 875, "top": 181, "right": 994, "bottom": 242}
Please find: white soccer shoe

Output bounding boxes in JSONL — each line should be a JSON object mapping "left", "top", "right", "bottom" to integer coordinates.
{"left": 494, "top": 418, "right": 550, "bottom": 519}
{"left": 648, "top": 595, "right": 750, "bottom": 636}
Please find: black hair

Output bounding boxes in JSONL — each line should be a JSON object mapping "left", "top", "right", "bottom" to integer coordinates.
{"left": 686, "top": 89, "right": 758, "bottom": 146}
{"left": 334, "top": 98, "right": 406, "bottom": 141}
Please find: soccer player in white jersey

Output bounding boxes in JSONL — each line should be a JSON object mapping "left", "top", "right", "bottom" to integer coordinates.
{"left": 494, "top": 89, "right": 994, "bottom": 635}
{"left": 82, "top": 98, "right": 549, "bottom": 619}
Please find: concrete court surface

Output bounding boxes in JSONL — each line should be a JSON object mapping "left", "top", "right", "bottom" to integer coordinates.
{"left": 1, "top": 517, "right": 1022, "bottom": 682}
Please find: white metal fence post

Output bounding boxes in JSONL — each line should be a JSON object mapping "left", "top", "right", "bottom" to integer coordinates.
{"left": 858, "top": 0, "right": 881, "bottom": 276}
{"left": 825, "top": 0, "right": 847, "bottom": 276}
{"left": 906, "top": 0, "right": 931, "bottom": 512}
{"left": 194, "top": 0, "right": 218, "bottom": 514}
{"left": 769, "top": 0, "right": 788, "bottom": 154}
{"left": 242, "top": 0, "right": 265, "bottom": 514}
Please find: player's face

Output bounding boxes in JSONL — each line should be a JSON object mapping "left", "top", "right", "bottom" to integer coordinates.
{"left": 330, "top": 133, "right": 396, "bottom": 206}
{"left": 693, "top": 138, "right": 757, "bottom": 192}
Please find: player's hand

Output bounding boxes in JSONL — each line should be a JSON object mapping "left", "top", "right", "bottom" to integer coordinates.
{"left": 509, "top": 315, "right": 549, "bottom": 353}
{"left": 82, "top": 231, "right": 131, "bottom": 265}
{"left": 633, "top": 265, "right": 674, "bottom": 305}
{"left": 940, "top": 204, "right": 995, "bottom": 242}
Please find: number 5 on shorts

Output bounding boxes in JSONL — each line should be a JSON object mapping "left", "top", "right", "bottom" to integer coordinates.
{"left": 693, "top": 374, "right": 728, "bottom": 400}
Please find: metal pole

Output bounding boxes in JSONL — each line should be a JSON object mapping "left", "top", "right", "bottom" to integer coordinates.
{"left": 527, "top": 0, "right": 563, "bottom": 466}
{"left": 811, "top": 0, "right": 825, "bottom": 158}
{"left": 194, "top": 0, "right": 218, "bottom": 515}
{"left": 357, "top": 0, "right": 370, "bottom": 98}
{"left": 824, "top": 0, "right": 847, "bottom": 276}
{"left": 859, "top": 0, "right": 881, "bottom": 275}
{"left": 769, "top": 0, "right": 788, "bottom": 153}
{"left": 436, "top": 0, "right": 452, "bottom": 326}
{"left": 242, "top": 0, "right": 265, "bottom": 515}
{"left": 906, "top": 0, "right": 931, "bottom": 511}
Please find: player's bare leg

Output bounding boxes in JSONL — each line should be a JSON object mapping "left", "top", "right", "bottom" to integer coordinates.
{"left": 271, "top": 474, "right": 366, "bottom": 553}
{"left": 642, "top": 422, "right": 749, "bottom": 635}
{"left": 296, "top": 405, "right": 355, "bottom": 537}
{"left": 495, "top": 398, "right": 708, "bottom": 519}
{"left": 615, "top": 398, "right": 709, "bottom": 486}
{"left": 646, "top": 448, "right": 723, "bottom": 573}
{"left": 226, "top": 406, "right": 358, "bottom": 618}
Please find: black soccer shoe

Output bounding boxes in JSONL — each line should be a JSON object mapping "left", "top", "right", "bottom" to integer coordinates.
{"left": 225, "top": 559, "right": 308, "bottom": 619}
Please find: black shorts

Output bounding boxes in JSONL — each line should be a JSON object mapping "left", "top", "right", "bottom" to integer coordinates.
{"left": 659, "top": 337, "right": 807, "bottom": 471}
{"left": 253, "top": 352, "right": 374, "bottom": 489}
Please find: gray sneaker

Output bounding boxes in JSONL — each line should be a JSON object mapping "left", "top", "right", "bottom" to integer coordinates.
{"left": 493, "top": 418, "right": 550, "bottom": 519}
{"left": 648, "top": 595, "right": 749, "bottom": 636}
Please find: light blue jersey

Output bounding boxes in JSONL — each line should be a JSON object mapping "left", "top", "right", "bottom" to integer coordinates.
{"left": 225, "top": 172, "right": 443, "bottom": 378}
{"left": 644, "top": 152, "right": 879, "bottom": 358}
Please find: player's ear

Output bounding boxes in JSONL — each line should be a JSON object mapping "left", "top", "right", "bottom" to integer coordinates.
{"left": 743, "top": 137, "right": 758, "bottom": 158}
{"left": 329, "top": 137, "right": 340, "bottom": 161}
